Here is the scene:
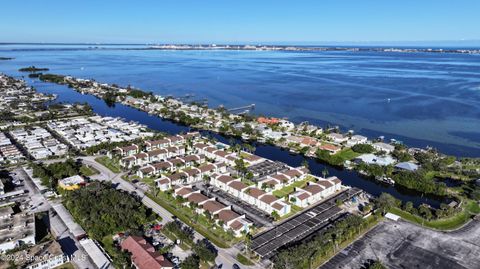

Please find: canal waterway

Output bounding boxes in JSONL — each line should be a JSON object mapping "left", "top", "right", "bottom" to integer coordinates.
{"left": 29, "top": 77, "right": 444, "bottom": 207}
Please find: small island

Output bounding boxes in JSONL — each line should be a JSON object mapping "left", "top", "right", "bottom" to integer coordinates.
{"left": 18, "top": 66, "right": 49, "bottom": 72}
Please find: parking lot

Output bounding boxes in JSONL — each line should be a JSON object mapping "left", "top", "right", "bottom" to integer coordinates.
{"left": 321, "top": 218, "right": 480, "bottom": 269}
{"left": 247, "top": 160, "right": 287, "bottom": 180}
{"left": 251, "top": 188, "right": 362, "bottom": 259}
{"left": 202, "top": 184, "right": 273, "bottom": 227}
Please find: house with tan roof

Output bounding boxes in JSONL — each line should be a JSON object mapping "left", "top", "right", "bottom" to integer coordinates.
{"left": 326, "top": 133, "right": 348, "bottom": 144}
{"left": 193, "top": 143, "right": 209, "bottom": 154}
{"left": 182, "top": 167, "right": 202, "bottom": 184}
{"left": 241, "top": 153, "right": 265, "bottom": 166}
{"left": 146, "top": 148, "right": 168, "bottom": 162}
{"left": 145, "top": 138, "right": 170, "bottom": 151}
{"left": 181, "top": 154, "right": 205, "bottom": 167}
{"left": 168, "top": 158, "right": 186, "bottom": 171}
{"left": 215, "top": 209, "right": 252, "bottom": 236}
{"left": 319, "top": 143, "right": 341, "bottom": 154}
{"left": 257, "top": 194, "right": 290, "bottom": 216}
{"left": 166, "top": 146, "right": 185, "bottom": 158}
{"left": 227, "top": 180, "right": 249, "bottom": 199}
{"left": 257, "top": 177, "right": 281, "bottom": 191}
{"left": 112, "top": 144, "right": 139, "bottom": 157}
{"left": 243, "top": 187, "right": 266, "bottom": 206}
{"left": 154, "top": 177, "right": 171, "bottom": 191}
{"left": 211, "top": 174, "right": 236, "bottom": 189}
{"left": 282, "top": 168, "right": 307, "bottom": 182}
{"left": 121, "top": 152, "right": 148, "bottom": 168}
{"left": 199, "top": 200, "right": 229, "bottom": 215}
{"left": 289, "top": 176, "right": 342, "bottom": 207}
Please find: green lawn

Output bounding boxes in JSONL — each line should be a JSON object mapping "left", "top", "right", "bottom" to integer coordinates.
{"left": 146, "top": 192, "right": 237, "bottom": 248}
{"left": 236, "top": 253, "right": 255, "bottom": 266}
{"left": 162, "top": 229, "right": 191, "bottom": 250}
{"left": 273, "top": 176, "right": 316, "bottom": 198}
{"left": 333, "top": 148, "right": 361, "bottom": 161}
{"left": 80, "top": 165, "right": 99, "bottom": 176}
{"left": 277, "top": 204, "right": 303, "bottom": 220}
{"left": 95, "top": 156, "right": 122, "bottom": 173}
{"left": 389, "top": 200, "right": 480, "bottom": 230}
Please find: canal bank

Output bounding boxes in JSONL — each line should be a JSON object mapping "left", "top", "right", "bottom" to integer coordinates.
{"left": 28, "top": 78, "right": 443, "bottom": 207}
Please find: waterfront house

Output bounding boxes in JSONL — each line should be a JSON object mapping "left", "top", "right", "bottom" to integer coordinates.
{"left": 373, "top": 142, "right": 395, "bottom": 153}
{"left": 319, "top": 143, "right": 341, "bottom": 154}
{"left": 257, "top": 117, "right": 280, "bottom": 124}
{"left": 346, "top": 135, "right": 368, "bottom": 147}
{"left": 395, "top": 162, "right": 419, "bottom": 172}
{"left": 327, "top": 133, "right": 348, "bottom": 144}
{"left": 355, "top": 154, "right": 396, "bottom": 166}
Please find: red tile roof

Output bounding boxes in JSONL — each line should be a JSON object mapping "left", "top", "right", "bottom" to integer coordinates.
{"left": 283, "top": 169, "right": 303, "bottom": 178}
{"left": 152, "top": 162, "right": 171, "bottom": 170}
{"left": 199, "top": 163, "right": 215, "bottom": 173}
{"left": 272, "top": 202, "right": 286, "bottom": 211}
{"left": 119, "top": 144, "right": 138, "bottom": 152}
{"left": 182, "top": 155, "right": 200, "bottom": 162}
{"left": 229, "top": 220, "right": 244, "bottom": 231}
{"left": 147, "top": 148, "right": 167, "bottom": 157}
{"left": 184, "top": 168, "right": 200, "bottom": 177}
{"left": 272, "top": 174, "right": 289, "bottom": 183}
{"left": 202, "top": 200, "right": 227, "bottom": 214}
{"left": 146, "top": 139, "right": 169, "bottom": 146}
{"left": 317, "top": 180, "right": 334, "bottom": 188}
{"left": 187, "top": 193, "right": 209, "bottom": 204}
{"left": 121, "top": 236, "right": 173, "bottom": 269}
{"left": 175, "top": 187, "right": 193, "bottom": 197}
{"left": 217, "top": 175, "right": 234, "bottom": 184}
{"left": 260, "top": 194, "right": 278, "bottom": 205}
{"left": 140, "top": 166, "right": 154, "bottom": 174}
{"left": 296, "top": 192, "right": 310, "bottom": 200}
{"left": 245, "top": 187, "right": 266, "bottom": 198}
{"left": 319, "top": 144, "right": 340, "bottom": 152}
{"left": 228, "top": 181, "right": 248, "bottom": 191}
{"left": 216, "top": 209, "right": 240, "bottom": 223}
{"left": 303, "top": 184, "right": 324, "bottom": 195}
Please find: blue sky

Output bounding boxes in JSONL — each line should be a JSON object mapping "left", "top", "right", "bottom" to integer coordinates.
{"left": 1, "top": 0, "right": 479, "bottom": 44}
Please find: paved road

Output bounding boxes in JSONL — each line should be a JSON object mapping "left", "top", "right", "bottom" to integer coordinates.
{"left": 19, "top": 167, "right": 96, "bottom": 269}
{"left": 78, "top": 156, "right": 260, "bottom": 269}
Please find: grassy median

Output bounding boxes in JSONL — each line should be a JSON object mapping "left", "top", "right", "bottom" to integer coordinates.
{"left": 145, "top": 192, "right": 236, "bottom": 248}
{"left": 389, "top": 200, "right": 480, "bottom": 230}
{"left": 95, "top": 156, "right": 122, "bottom": 173}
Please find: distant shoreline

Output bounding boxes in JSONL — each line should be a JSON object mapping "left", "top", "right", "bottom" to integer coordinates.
{"left": 1, "top": 43, "right": 480, "bottom": 54}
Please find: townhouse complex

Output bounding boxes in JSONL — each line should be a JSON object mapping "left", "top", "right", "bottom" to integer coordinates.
{"left": 0, "top": 132, "right": 23, "bottom": 165}
{"left": 47, "top": 115, "right": 153, "bottom": 150}
{"left": 108, "top": 131, "right": 346, "bottom": 237}
{"left": 9, "top": 126, "right": 68, "bottom": 160}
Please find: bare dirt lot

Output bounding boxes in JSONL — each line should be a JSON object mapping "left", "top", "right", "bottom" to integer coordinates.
{"left": 321, "top": 218, "right": 480, "bottom": 269}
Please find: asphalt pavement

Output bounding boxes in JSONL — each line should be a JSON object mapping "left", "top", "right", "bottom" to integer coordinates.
{"left": 79, "top": 155, "right": 261, "bottom": 269}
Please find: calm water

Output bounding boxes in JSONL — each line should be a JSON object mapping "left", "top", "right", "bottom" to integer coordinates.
{"left": 1, "top": 44, "right": 480, "bottom": 157}
{"left": 22, "top": 78, "right": 442, "bottom": 207}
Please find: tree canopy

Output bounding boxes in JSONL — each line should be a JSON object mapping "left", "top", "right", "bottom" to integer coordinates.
{"left": 63, "top": 182, "right": 155, "bottom": 239}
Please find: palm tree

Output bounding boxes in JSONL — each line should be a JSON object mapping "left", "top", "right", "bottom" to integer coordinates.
{"left": 244, "top": 232, "right": 252, "bottom": 254}
{"left": 322, "top": 167, "right": 329, "bottom": 178}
